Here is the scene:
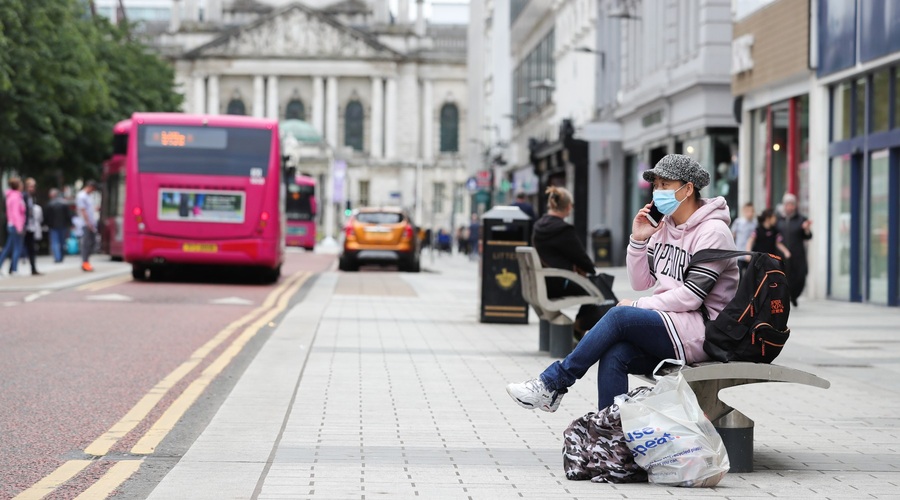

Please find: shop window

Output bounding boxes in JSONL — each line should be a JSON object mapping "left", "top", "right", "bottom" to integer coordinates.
{"left": 344, "top": 100, "right": 364, "bottom": 151}
{"left": 868, "top": 150, "right": 890, "bottom": 304}
{"left": 872, "top": 70, "right": 890, "bottom": 133}
{"left": 832, "top": 82, "right": 852, "bottom": 141}
{"left": 829, "top": 155, "right": 852, "bottom": 300}
{"left": 854, "top": 77, "right": 867, "bottom": 137}
{"left": 895, "top": 68, "right": 900, "bottom": 129}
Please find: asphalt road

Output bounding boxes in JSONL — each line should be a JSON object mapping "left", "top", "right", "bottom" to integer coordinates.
{"left": 0, "top": 252, "right": 335, "bottom": 500}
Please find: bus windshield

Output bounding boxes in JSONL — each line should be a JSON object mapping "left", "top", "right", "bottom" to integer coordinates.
{"left": 286, "top": 181, "right": 315, "bottom": 221}
{"left": 137, "top": 125, "right": 271, "bottom": 176}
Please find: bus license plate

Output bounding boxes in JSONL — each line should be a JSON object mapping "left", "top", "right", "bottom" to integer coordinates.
{"left": 183, "top": 243, "right": 218, "bottom": 253}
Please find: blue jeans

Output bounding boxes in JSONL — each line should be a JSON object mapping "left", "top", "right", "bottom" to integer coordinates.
{"left": 49, "top": 228, "right": 67, "bottom": 262}
{"left": 0, "top": 226, "right": 23, "bottom": 273}
{"left": 540, "top": 306, "right": 676, "bottom": 410}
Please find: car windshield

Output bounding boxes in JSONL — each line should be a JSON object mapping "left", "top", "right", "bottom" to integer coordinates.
{"left": 356, "top": 212, "right": 404, "bottom": 224}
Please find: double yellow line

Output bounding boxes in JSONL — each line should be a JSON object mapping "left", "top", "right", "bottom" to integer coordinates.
{"left": 14, "top": 271, "right": 310, "bottom": 500}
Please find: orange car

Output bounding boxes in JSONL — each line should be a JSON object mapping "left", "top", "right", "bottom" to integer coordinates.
{"left": 339, "top": 207, "right": 421, "bottom": 272}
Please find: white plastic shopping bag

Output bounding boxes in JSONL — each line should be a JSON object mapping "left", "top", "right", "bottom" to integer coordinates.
{"left": 617, "top": 361, "right": 730, "bottom": 487}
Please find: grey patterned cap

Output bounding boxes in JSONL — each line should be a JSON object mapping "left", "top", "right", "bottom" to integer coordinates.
{"left": 642, "top": 154, "right": 710, "bottom": 190}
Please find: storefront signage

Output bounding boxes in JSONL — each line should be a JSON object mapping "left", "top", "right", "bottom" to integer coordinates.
{"left": 732, "top": 34, "right": 755, "bottom": 75}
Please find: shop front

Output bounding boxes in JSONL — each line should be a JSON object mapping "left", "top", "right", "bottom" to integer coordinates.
{"left": 818, "top": 0, "right": 900, "bottom": 306}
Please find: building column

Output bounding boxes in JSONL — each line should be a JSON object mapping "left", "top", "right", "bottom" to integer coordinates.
{"left": 313, "top": 76, "right": 325, "bottom": 137}
{"left": 326, "top": 76, "right": 339, "bottom": 148}
{"left": 266, "top": 75, "right": 279, "bottom": 119}
{"left": 371, "top": 77, "right": 384, "bottom": 158}
{"left": 421, "top": 79, "right": 433, "bottom": 161}
{"left": 253, "top": 76, "right": 265, "bottom": 118}
{"left": 206, "top": 75, "right": 219, "bottom": 115}
{"left": 193, "top": 75, "right": 206, "bottom": 114}
{"left": 385, "top": 78, "right": 397, "bottom": 158}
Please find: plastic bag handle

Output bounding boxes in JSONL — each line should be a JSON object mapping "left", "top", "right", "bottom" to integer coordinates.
{"left": 651, "top": 358, "right": 685, "bottom": 381}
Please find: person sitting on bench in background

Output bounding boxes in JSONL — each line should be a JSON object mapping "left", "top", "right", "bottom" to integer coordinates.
{"left": 531, "top": 186, "right": 616, "bottom": 339}
{"left": 507, "top": 154, "right": 739, "bottom": 413}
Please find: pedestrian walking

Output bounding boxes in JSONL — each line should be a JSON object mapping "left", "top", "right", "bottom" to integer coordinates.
{"left": 746, "top": 208, "right": 791, "bottom": 260}
{"left": 467, "top": 213, "right": 480, "bottom": 260}
{"left": 777, "top": 193, "right": 812, "bottom": 307}
{"left": 21, "top": 178, "right": 43, "bottom": 275}
{"left": 730, "top": 202, "right": 756, "bottom": 275}
{"left": 0, "top": 178, "right": 26, "bottom": 276}
{"left": 45, "top": 188, "right": 71, "bottom": 263}
{"left": 76, "top": 180, "right": 98, "bottom": 272}
{"left": 511, "top": 192, "right": 536, "bottom": 220}
{"left": 506, "top": 154, "right": 740, "bottom": 412}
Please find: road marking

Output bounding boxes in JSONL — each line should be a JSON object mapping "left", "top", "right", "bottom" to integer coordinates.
{"left": 13, "top": 460, "right": 93, "bottom": 500}
{"left": 83, "top": 272, "right": 303, "bottom": 458}
{"left": 76, "top": 274, "right": 132, "bottom": 292}
{"left": 23, "top": 291, "right": 51, "bottom": 303}
{"left": 131, "top": 272, "right": 310, "bottom": 455}
{"left": 73, "top": 459, "right": 142, "bottom": 500}
{"left": 210, "top": 296, "right": 255, "bottom": 306}
{"left": 86, "top": 293, "right": 133, "bottom": 302}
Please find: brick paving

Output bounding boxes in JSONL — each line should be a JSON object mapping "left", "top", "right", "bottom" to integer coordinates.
{"left": 147, "top": 252, "right": 900, "bottom": 499}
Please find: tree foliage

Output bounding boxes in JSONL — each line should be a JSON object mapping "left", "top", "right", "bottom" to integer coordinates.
{"left": 0, "top": 0, "right": 182, "bottom": 185}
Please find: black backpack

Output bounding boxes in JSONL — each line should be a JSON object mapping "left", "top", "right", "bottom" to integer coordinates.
{"left": 688, "top": 249, "right": 790, "bottom": 363}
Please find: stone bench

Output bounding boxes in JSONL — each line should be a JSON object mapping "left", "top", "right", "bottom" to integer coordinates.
{"left": 634, "top": 362, "right": 831, "bottom": 473}
{"left": 515, "top": 246, "right": 616, "bottom": 357}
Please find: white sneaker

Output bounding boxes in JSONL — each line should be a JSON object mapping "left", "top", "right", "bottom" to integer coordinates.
{"left": 506, "top": 378, "right": 564, "bottom": 412}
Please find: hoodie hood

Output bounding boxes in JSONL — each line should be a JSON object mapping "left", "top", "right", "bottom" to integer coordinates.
{"left": 532, "top": 214, "right": 570, "bottom": 242}
{"left": 663, "top": 196, "right": 732, "bottom": 232}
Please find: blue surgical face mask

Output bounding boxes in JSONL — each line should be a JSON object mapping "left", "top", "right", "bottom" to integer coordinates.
{"left": 652, "top": 183, "right": 688, "bottom": 216}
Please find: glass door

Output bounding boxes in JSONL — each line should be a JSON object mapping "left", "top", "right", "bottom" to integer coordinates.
{"left": 829, "top": 154, "right": 853, "bottom": 300}
{"left": 868, "top": 150, "right": 890, "bottom": 304}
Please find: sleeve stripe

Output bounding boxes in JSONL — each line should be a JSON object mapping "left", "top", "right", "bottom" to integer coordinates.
{"left": 684, "top": 281, "right": 707, "bottom": 299}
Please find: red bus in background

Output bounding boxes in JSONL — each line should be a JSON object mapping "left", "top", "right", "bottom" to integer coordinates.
{"left": 123, "top": 113, "right": 285, "bottom": 282}
{"left": 285, "top": 174, "right": 316, "bottom": 250}
{"left": 101, "top": 118, "right": 132, "bottom": 260}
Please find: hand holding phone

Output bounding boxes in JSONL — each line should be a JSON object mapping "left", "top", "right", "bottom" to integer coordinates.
{"left": 644, "top": 202, "right": 664, "bottom": 228}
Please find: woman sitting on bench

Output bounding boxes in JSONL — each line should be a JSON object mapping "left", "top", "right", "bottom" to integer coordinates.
{"left": 507, "top": 154, "right": 739, "bottom": 413}
{"left": 531, "top": 186, "right": 616, "bottom": 339}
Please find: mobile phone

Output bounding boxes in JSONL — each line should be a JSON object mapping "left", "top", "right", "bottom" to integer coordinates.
{"left": 645, "top": 203, "right": 664, "bottom": 227}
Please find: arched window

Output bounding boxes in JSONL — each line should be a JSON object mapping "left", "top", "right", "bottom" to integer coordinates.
{"left": 440, "top": 103, "right": 459, "bottom": 152}
{"left": 344, "top": 100, "right": 364, "bottom": 151}
{"left": 226, "top": 99, "right": 246, "bottom": 116}
{"left": 285, "top": 99, "right": 306, "bottom": 120}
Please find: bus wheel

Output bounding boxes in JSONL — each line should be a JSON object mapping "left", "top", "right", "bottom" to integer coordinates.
{"left": 263, "top": 266, "right": 281, "bottom": 284}
{"left": 131, "top": 265, "right": 147, "bottom": 281}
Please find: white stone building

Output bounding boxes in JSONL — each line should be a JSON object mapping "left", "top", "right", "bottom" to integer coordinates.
{"left": 145, "top": 0, "right": 470, "bottom": 236}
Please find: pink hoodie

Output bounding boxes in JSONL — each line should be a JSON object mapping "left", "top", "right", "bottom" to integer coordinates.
{"left": 626, "top": 196, "right": 739, "bottom": 363}
{"left": 5, "top": 189, "right": 26, "bottom": 233}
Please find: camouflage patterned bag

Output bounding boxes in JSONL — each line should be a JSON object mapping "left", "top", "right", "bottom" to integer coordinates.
{"left": 562, "top": 387, "right": 652, "bottom": 483}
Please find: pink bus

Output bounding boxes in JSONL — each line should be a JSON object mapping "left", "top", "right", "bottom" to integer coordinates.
{"left": 123, "top": 113, "right": 285, "bottom": 282}
{"left": 101, "top": 118, "right": 132, "bottom": 261}
{"left": 285, "top": 174, "right": 316, "bottom": 250}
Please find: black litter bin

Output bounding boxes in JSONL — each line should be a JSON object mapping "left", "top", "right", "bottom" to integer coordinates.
{"left": 479, "top": 206, "right": 532, "bottom": 324}
{"left": 592, "top": 227, "right": 613, "bottom": 267}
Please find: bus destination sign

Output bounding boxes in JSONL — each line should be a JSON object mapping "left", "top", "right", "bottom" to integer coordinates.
{"left": 143, "top": 126, "right": 228, "bottom": 149}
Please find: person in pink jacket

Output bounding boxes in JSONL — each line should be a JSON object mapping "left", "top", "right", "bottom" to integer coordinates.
{"left": 1, "top": 177, "right": 27, "bottom": 275}
{"left": 507, "top": 154, "right": 740, "bottom": 412}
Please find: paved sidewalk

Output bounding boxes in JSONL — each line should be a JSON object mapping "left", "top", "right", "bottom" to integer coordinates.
{"left": 0, "top": 254, "right": 130, "bottom": 292}
{"left": 147, "top": 252, "right": 900, "bottom": 499}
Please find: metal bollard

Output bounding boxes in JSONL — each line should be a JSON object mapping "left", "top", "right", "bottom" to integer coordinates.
{"left": 714, "top": 409, "right": 755, "bottom": 473}
{"left": 539, "top": 319, "right": 550, "bottom": 351}
{"left": 548, "top": 320, "right": 574, "bottom": 358}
